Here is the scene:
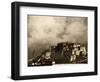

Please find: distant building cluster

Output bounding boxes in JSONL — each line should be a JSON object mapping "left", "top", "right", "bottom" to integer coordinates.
{"left": 28, "top": 42, "right": 88, "bottom": 66}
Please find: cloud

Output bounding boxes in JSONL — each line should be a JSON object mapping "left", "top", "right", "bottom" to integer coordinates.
{"left": 28, "top": 15, "right": 87, "bottom": 59}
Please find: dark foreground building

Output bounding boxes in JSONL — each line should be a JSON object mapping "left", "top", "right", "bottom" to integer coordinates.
{"left": 28, "top": 42, "right": 87, "bottom": 66}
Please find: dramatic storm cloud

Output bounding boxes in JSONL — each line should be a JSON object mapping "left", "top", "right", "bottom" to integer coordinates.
{"left": 28, "top": 16, "right": 87, "bottom": 59}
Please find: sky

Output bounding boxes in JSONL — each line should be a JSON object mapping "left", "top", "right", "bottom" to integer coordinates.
{"left": 28, "top": 15, "right": 87, "bottom": 59}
